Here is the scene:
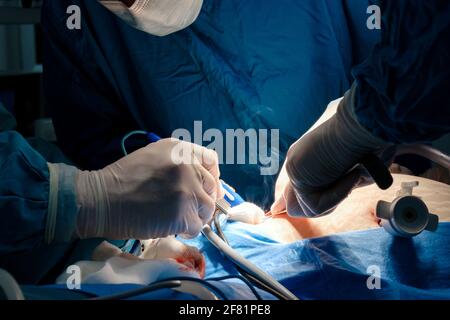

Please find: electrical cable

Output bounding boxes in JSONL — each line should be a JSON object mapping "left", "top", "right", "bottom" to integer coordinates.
{"left": 206, "top": 275, "right": 263, "bottom": 300}
{"left": 202, "top": 225, "right": 298, "bottom": 300}
{"left": 120, "top": 130, "right": 148, "bottom": 156}
{"left": 211, "top": 214, "right": 294, "bottom": 300}
{"left": 234, "top": 267, "right": 291, "bottom": 300}
{"left": 90, "top": 277, "right": 229, "bottom": 300}
{"left": 212, "top": 213, "right": 287, "bottom": 299}
{"left": 90, "top": 280, "right": 182, "bottom": 300}
{"left": 396, "top": 144, "right": 450, "bottom": 170}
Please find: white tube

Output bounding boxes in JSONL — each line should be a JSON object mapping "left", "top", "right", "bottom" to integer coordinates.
{"left": 202, "top": 226, "right": 298, "bottom": 300}
{"left": 396, "top": 144, "right": 450, "bottom": 170}
{"left": 0, "top": 269, "right": 24, "bottom": 300}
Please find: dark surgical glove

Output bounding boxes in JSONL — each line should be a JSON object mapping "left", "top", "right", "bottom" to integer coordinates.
{"left": 277, "top": 86, "right": 393, "bottom": 218}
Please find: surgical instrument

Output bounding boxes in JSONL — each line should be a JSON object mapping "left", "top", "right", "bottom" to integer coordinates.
{"left": 368, "top": 144, "right": 449, "bottom": 238}
{"left": 121, "top": 131, "right": 299, "bottom": 300}
{"left": 376, "top": 181, "right": 439, "bottom": 238}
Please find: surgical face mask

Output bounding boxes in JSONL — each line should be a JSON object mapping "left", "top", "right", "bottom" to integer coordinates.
{"left": 101, "top": 0, "right": 203, "bottom": 36}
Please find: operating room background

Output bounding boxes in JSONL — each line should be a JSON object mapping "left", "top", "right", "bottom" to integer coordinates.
{"left": 0, "top": 1, "right": 49, "bottom": 138}
{"left": 1, "top": 0, "right": 450, "bottom": 207}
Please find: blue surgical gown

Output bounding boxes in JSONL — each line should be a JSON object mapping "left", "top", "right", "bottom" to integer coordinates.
{"left": 353, "top": 0, "right": 450, "bottom": 143}
{"left": 0, "top": 105, "right": 105, "bottom": 284}
{"left": 42, "top": 0, "right": 381, "bottom": 207}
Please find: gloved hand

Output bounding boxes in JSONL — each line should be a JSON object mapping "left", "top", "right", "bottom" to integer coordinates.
{"left": 75, "top": 138, "right": 223, "bottom": 240}
{"left": 272, "top": 87, "right": 392, "bottom": 218}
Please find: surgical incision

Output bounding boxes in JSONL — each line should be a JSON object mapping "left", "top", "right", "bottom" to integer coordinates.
{"left": 262, "top": 171, "right": 450, "bottom": 243}
{"left": 87, "top": 168, "right": 450, "bottom": 279}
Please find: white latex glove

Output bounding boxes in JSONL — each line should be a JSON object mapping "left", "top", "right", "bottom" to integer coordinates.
{"left": 75, "top": 138, "right": 222, "bottom": 240}
{"left": 274, "top": 86, "right": 391, "bottom": 218}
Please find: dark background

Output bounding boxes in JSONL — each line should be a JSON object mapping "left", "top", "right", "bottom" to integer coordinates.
{"left": 0, "top": 0, "right": 45, "bottom": 137}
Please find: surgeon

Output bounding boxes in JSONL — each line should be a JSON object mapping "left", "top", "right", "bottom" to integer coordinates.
{"left": 43, "top": 0, "right": 382, "bottom": 208}
{"left": 271, "top": 0, "right": 450, "bottom": 218}
{"left": 0, "top": 0, "right": 222, "bottom": 284}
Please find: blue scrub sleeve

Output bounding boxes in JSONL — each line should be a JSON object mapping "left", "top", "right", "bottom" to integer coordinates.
{"left": 0, "top": 131, "right": 79, "bottom": 258}
{"left": 46, "top": 163, "right": 79, "bottom": 244}
{"left": 352, "top": 0, "right": 450, "bottom": 143}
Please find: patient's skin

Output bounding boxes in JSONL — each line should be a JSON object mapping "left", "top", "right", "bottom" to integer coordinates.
{"left": 271, "top": 98, "right": 450, "bottom": 242}
{"left": 263, "top": 174, "right": 450, "bottom": 243}
{"left": 91, "top": 237, "right": 206, "bottom": 277}
{"left": 88, "top": 173, "right": 449, "bottom": 273}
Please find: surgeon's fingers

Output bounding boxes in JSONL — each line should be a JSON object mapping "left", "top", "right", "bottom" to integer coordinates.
{"left": 287, "top": 169, "right": 362, "bottom": 217}
{"left": 194, "top": 164, "right": 219, "bottom": 201}
{"left": 191, "top": 164, "right": 216, "bottom": 224}
{"left": 182, "top": 215, "right": 204, "bottom": 239}
{"left": 315, "top": 169, "right": 361, "bottom": 213}
{"left": 196, "top": 189, "right": 216, "bottom": 226}
{"left": 192, "top": 145, "right": 224, "bottom": 198}
{"left": 284, "top": 183, "right": 305, "bottom": 217}
{"left": 270, "top": 191, "right": 287, "bottom": 215}
{"left": 271, "top": 163, "right": 290, "bottom": 215}
{"left": 181, "top": 193, "right": 214, "bottom": 239}
{"left": 194, "top": 146, "right": 220, "bottom": 177}
{"left": 274, "top": 162, "right": 289, "bottom": 200}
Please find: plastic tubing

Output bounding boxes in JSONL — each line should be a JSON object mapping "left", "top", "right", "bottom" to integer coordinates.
{"left": 202, "top": 225, "right": 299, "bottom": 300}
{"left": 0, "top": 269, "right": 25, "bottom": 300}
{"left": 395, "top": 144, "right": 450, "bottom": 170}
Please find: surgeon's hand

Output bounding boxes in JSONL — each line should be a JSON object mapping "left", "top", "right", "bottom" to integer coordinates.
{"left": 272, "top": 87, "right": 391, "bottom": 218}
{"left": 270, "top": 162, "right": 289, "bottom": 215}
{"left": 75, "top": 138, "right": 223, "bottom": 240}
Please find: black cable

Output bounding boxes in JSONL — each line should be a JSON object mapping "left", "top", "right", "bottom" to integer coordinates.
{"left": 159, "top": 277, "right": 229, "bottom": 300}
{"left": 206, "top": 275, "right": 263, "bottom": 300}
{"left": 235, "top": 267, "right": 290, "bottom": 300}
{"left": 90, "top": 277, "right": 229, "bottom": 300}
{"left": 161, "top": 277, "right": 228, "bottom": 300}
{"left": 90, "top": 280, "right": 182, "bottom": 300}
